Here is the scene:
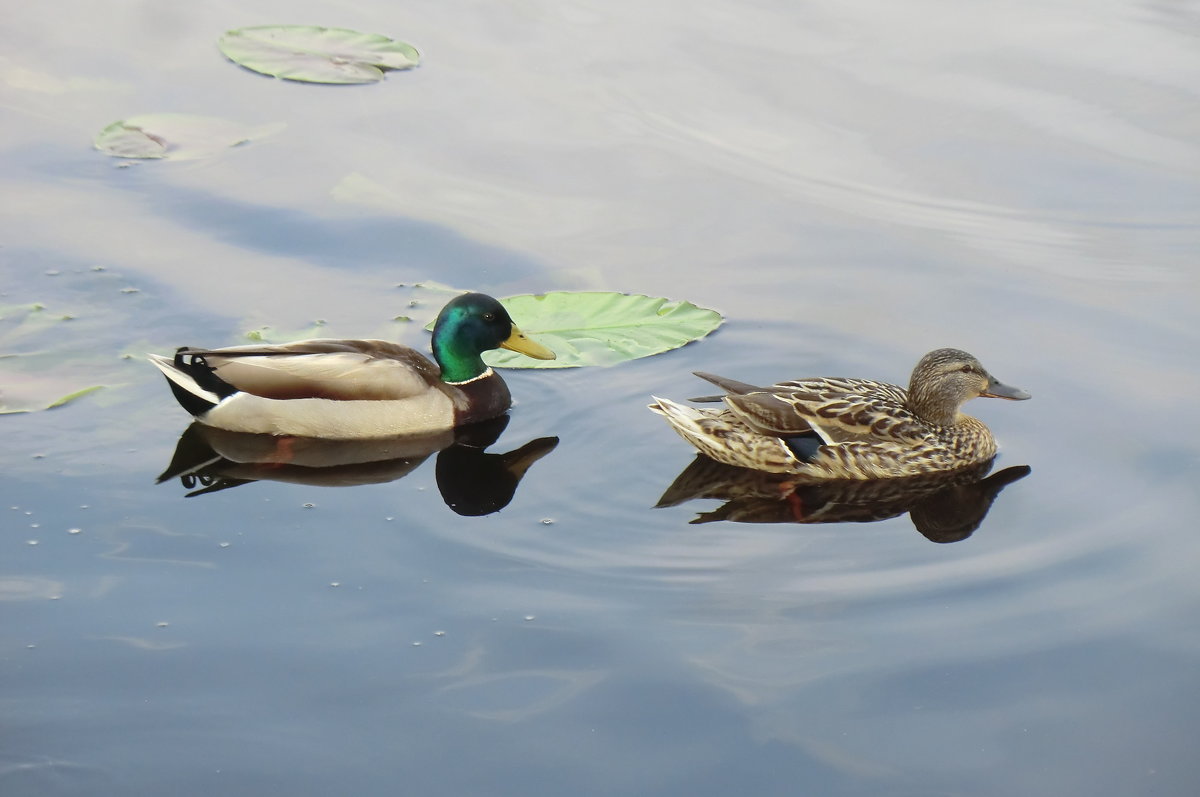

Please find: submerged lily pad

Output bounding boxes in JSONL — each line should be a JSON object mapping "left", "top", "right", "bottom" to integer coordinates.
{"left": 94, "top": 114, "right": 284, "bottom": 160}
{"left": 218, "top": 25, "right": 420, "bottom": 84}
{"left": 0, "top": 381, "right": 105, "bottom": 415}
{"left": 0, "top": 293, "right": 126, "bottom": 415}
{"left": 425, "top": 292, "right": 723, "bottom": 369}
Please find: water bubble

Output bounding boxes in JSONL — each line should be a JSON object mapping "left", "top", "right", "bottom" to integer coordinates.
{"left": 541, "top": 518, "right": 555, "bottom": 525}
{"left": 433, "top": 630, "right": 446, "bottom": 637}
{"left": 218, "top": 542, "right": 231, "bottom": 548}
{"left": 412, "top": 641, "right": 422, "bottom": 647}
{"left": 524, "top": 615, "right": 536, "bottom": 622}
{"left": 156, "top": 622, "right": 169, "bottom": 628}
{"left": 30, "top": 524, "right": 40, "bottom": 529}
{"left": 329, "top": 582, "right": 341, "bottom": 588}
{"left": 303, "top": 503, "right": 315, "bottom": 509}
{"left": 67, "top": 528, "right": 82, "bottom": 535}
{"left": 26, "top": 540, "right": 38, "bottom": 546}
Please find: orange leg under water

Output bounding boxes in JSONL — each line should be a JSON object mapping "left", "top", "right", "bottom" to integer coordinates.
{"left": 777, "top": 481, "right": 806, "bottom": 521}
{"left": 786, "top": 492, "right": 807, "bottom": 522}
{"left": 266, "top": 436, "right": 298, "bottom": 468}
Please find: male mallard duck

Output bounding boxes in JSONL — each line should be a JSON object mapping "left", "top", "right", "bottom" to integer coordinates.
{"left": 649, "top": 348, "right": 1029, "bottom": 480}
{"left": 149, "top": 292, "right": 555, "bottom": 439}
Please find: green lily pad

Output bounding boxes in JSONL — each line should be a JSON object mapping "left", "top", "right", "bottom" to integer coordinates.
{"left": 94, "top": 114, "right": 285, "bottom": 160}
{"left": 218, "top": 25, "right": 420, "bottom": 84}
{"left": 45, "top": 385, "right": 106, "bottom": 410}
{"left": 428, "top": 292, "right": 723, "bottom": 369}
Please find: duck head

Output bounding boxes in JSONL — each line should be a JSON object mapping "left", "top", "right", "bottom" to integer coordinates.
{"left": 907, "top": 348, "right": 1030, "bottom": 426}
{"left": 432, "top": 293, "right": 555, "bottom": 383}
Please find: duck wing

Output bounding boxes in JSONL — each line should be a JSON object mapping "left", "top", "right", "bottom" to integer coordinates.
{"left": 183, "top": 339, "right": 442, "bottom": 401}
{"left": 724, "top": 378, "right": 925, "bottom": 444}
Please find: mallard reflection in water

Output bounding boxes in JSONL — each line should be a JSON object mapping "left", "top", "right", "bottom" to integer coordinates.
{"left": 657, "top": 455, "right": 1031, "bottom": 543}
{"left": 157, "top": 414, "right": 557, "bottom": 516}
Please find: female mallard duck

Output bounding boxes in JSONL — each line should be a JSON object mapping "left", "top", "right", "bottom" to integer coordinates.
{"left": 649, "top": 348, "right": 1029, "bottom": 480}
{"left": 149, "top": 292, "right": 555, "bottom": 439}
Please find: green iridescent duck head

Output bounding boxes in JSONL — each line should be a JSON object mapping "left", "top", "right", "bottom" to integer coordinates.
{"left": 906, "top": 348, "right": 1030, "bottom": 426}
{"left": 431, "top": 293, "right": 555, "bottom": 383}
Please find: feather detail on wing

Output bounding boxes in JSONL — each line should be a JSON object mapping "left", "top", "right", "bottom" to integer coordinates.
{"left": 725, "top": 379, "right": 927, "bottom": 443}
{"left": 187, "top": 340, "right": 441, "bottom": 401}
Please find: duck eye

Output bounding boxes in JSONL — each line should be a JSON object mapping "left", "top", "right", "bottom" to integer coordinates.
{"left": 959, "top": 365, "right": 974, "bottom": 373}
{"left": 482, "top": 313, "right": 496, "bottom": 322}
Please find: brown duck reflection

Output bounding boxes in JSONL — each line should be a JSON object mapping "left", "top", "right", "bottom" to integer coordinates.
{"left": 656, "top": 456, "right": 1030, "bottom": 543}
{"left": 157, "top": 415, "right": 558, "bottom": 516}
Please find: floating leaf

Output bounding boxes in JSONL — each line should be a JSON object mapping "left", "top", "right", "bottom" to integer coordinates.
{"left": 241, "top": 320, "right": 331, "bottom": 344}
{"left": 94, "top": 114, "right": 284, "bottom": 160}
{"left": 422, "top": 292, "right": 723, "bottom": 369}
{"left": 0, "top": 296, "right": 119, "bottom": 415}
{"left": 218, "top": 25, "right": 420, "bottom": 84}
{"left": 1, "top": 377, "right": 105, "bottom": 414}
{"left": 45, "top": 385, "right": 105, "bottom": 410}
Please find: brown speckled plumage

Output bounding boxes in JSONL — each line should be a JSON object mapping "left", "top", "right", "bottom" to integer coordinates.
{"left": 649, "top": 348, "right": 1029, "bottom": 480}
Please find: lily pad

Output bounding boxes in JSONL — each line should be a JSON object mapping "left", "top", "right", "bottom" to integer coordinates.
{"left": 218, "top": 25, "right": 420, "bottom": 84}
{"left": 426, "top": 292, "right": 723, "bottom": 369}
{"left": 94, "top": 114, "right": 284, "bottom": 160}
{"left": 0, "top": 381, "right": 105, "bottom": 415}
{"left": 0, "top": 297, "right": 120, "bottom": 414}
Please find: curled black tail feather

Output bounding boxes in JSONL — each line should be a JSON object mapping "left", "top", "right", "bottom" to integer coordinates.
{"left": 173, "top": 347, "right": 238, "bottom": 400}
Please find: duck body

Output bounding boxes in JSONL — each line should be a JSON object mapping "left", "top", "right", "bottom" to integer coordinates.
{"left": 650, "top": 348, "right": 1029, "bottom": 480}
{"left": 149, "top": 293, "right": 555, "bottom": 439}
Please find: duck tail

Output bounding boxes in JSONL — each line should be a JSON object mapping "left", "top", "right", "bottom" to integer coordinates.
{"left": 648, "top": 396, "right": 717, "bottom": 447}
{"left": 648, "top": 396, "right": 702, "bottom": 424}
{"left": 147, "top": 352, "right": 222, "bottom": 416}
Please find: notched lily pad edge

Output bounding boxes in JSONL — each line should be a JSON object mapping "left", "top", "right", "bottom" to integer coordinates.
{"left": 217, "top": 24, "right": 422, "bottom": 85}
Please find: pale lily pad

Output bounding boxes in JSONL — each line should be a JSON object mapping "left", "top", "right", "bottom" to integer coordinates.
{"left": 0, "top": 299, "right": 116, "bottom": 414}
{"left": 218, "top": 25, "right": 420, "bottom": 84}
{"left": 424, "top": 292, "right": 723, "bottom": 369}
{"left": 94, "top": 114, "right": 285, "bottom": 160}
{"left": 0, "top": 380, "right": 105, "bottom": 414}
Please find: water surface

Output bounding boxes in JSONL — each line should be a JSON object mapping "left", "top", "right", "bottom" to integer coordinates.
{"left": 3, "top": 1, "right": 1199, "bottom": 795}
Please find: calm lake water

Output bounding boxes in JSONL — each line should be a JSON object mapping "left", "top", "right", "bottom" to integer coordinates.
{"left": 3, "top": 1, "right": 1200, "bottom": 795}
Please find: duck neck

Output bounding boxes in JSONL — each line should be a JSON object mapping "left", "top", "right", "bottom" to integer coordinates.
{"left": 906, "top": 384, "right": 962, "bottom": 428}
{"left": 432, "top": 327, "right": 489, "bottom": 384}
